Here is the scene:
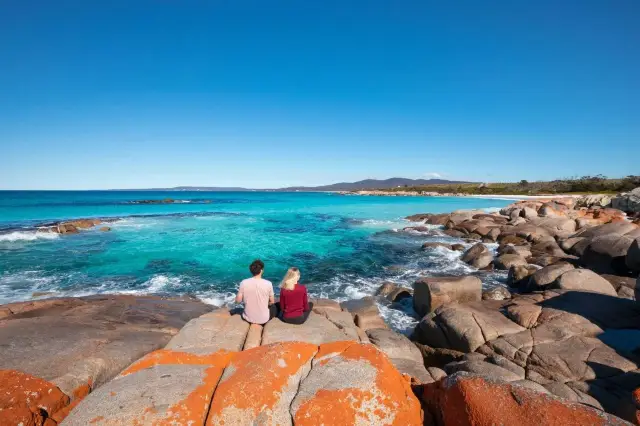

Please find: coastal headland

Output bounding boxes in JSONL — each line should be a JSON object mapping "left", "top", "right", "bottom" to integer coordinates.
{"left": 1, "top": 189, "right": 640, "bottom": 425}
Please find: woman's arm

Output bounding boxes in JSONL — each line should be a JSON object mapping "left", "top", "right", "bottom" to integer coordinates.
{"left": 303, "top": 287, "right": 309, "bottom": 312}
{"left": 279, "top": 289, "right": 286, "bottom": 312}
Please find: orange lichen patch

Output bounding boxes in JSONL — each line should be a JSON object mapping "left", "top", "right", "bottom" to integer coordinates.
{"left": 118, "top": 351, "right": 232, "bottom": 426}
{"left": 207, "top": 342, "right": 317, "bottom": 424}
{"left": 295, "top": 343, "right": 422, "bottom": 426}
{"left": 314, "top": 340, "right": 355, "bottom": 364}
{"left": 0, "top": 369, "right": 70, "bottom": 425}
{"left": 0, "top": 403, "right": 44, "bottom": 426}
{"left": 120, "top": 348, "right": 232, "bottom": 376}
{"left": 72, "top": 379, "right": 93, "bottom": 399}
{"left": 89, "top": 415, "right": 105, "bottom": 423}
{"left": 50, "top": 397, "right": 81, "bottom": 423}
{"left": 155, "top": 361, "right": 229, "bottom": 425}
{"left": 421, "top": 376, "right": 629, "bottom": 426}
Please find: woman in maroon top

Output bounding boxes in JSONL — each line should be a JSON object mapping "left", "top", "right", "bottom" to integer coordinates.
{"left": 279, "top": 267, "right": 313, "bottom": 325}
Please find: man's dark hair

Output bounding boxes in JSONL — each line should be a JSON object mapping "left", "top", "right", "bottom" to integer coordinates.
{"left": 249, "top": 259, "right": 264, "bottom": 276}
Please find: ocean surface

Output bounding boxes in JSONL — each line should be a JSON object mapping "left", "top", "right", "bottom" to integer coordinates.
{"left": 0, "top": 191, "right": 511, "bottom": 332}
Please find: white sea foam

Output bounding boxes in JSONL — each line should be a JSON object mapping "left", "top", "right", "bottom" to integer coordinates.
{"left": 377, "top": 303, "right": 418, "bottom": 334}
{"left": 110, "top": 218, "right": 159, "bottom": 230}
{"left": 117, "top": 274, "right": 184, "bottom": 294}
{"left": 0, "top": 270, "right": 61, "bottom": 304}
{"left": 197, "top": 292, "right": 236, "bottom": 307}
{"left": 0, "top": 230, "right": 59, "bottom": 242}
{"left": 483, "top": 207, "right": 502, "bottom": 213}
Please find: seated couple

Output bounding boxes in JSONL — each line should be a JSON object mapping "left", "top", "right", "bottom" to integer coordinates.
{"left": 235, "top": 259, "right": 313, "bottom": 325}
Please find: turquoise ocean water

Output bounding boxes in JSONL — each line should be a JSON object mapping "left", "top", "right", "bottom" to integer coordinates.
{"left": 0, "top": 191, "right": 511, "bottom": 331}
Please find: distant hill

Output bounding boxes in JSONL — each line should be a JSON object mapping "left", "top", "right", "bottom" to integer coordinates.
{"left": 114, "top": 178, "right": 471, "bottom": 192}
{"left": 279, "top": 178, "right": 472, "bottom": 192}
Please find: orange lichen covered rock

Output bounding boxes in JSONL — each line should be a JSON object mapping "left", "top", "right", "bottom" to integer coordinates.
{"left": 421, "top": 372, "right": 630, "bottom": 426}
{"left": 61, "top": 350, "right": 232, "bottom": 425}
{"left": 291, "top": 342, "right": 423, "bottom": 425}
{"left": 207, "top": 342, "right": 317, "bottom": 425}
{"left": 0, "top": 369, "right": 70, "bottom": 426}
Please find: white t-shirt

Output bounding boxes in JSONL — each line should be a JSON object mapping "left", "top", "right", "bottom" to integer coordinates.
{"left": 238, "top": 277, "right": 274, "bottom": 324}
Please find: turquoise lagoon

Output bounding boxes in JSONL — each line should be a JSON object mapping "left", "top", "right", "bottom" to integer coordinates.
{"left": 0, "top": 191, "right": 511, "bottom": 331}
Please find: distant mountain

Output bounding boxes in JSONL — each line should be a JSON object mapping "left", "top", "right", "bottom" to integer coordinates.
{"left": 114, "top": 178, "right": 471, "bottom": 192}
{"left": 279, "top": 177, "right": 472, "bottom": 192}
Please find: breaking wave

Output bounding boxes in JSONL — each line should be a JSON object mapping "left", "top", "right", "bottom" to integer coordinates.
{"left": 0, "top": 230, "right": 59, "bottom": 242}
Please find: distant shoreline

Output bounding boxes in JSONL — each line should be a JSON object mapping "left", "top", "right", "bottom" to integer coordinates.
{"left": 336, "top": 190, "right": 585, "bottom": 200}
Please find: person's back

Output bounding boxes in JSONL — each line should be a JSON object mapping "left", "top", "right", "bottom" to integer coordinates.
{"left": 278, "top": 267, "right": 313, "bottom": 325}
{"left": 280, "top": 284, "right": 308, "bottom": 319}
{"left": 235, "top": 259, "right": 275, "bottom": 325}
{"left": 238, "top": 276, "right": 273, "bottom": 324}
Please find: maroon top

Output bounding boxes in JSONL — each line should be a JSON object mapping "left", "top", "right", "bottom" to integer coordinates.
{"left": 279, "top": 284, "right": 309, "bottom": 319}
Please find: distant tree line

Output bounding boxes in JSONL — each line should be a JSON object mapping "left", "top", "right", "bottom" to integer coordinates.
{"left": 382, "top": 175, "right": 640, "bottom": 195}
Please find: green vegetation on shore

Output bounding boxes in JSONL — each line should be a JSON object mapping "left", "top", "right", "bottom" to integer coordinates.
{"left": 378, "top": 175, "right": 640, "bottom": 195}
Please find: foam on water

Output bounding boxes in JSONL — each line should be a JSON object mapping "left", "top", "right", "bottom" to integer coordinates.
{"left": 0, "top": 230, "right": 59, "bottom": 242}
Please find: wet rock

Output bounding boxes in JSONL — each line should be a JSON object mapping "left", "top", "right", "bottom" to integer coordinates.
{"left": 482, "top": 287, "right": 512, "bottom": 300}
{"left": 413, "top": 276, "right": 482, "bottom": 317}
{"left": 421, "top": 241, "right": 453, "bottom": 250}
{"left": 443, "top": 229, "right": 467, "bottom": 238}
{"left": 451, "top": 243, "right": 465, "bottom": 251}
{"left": 340, "top": 296, "right": 387, "bottom": 331}
{"left": 375, "top": 282, "right": 412, "bottom": 302}
{"left": 461, "top": 243, "right": 494, "bottom": 269}
{"left": 99, "top": 226, "right": 111, "bottom": 232}
{"left": 402, "top": 225, "right": 432, "bottom": 233}
{"left": 552, "top": 269, "right": 617, "bottom": 296}
{"left": 405, "top": 213, "right": 432, "bottom": 222}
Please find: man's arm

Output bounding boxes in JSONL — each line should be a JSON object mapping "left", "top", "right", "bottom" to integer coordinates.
{"left": 269, "top": 283, "right": 275, "bottom": 305}
{"left": 235, "top": 282, "right": 244, "bottom": 304}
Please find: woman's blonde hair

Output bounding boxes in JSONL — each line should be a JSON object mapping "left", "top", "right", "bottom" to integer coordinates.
{"left": 280, "top": 267, "right": 300, "bottom": 291}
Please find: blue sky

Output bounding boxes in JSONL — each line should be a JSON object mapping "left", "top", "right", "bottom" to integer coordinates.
{"left": 1, "top": 0, "right": 638, "bottom": 190}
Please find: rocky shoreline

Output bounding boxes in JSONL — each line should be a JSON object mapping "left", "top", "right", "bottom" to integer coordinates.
{"left": 340, "top": 187, "right": 640, "bottom": 216}
{"left": 2, "top": 191, "right": 640, "bottom": 425}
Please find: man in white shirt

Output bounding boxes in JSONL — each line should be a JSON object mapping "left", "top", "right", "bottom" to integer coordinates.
{"left": 235, "top": 259, "right": 276, "bottom": 325}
